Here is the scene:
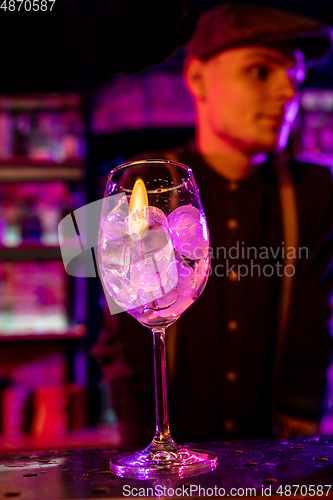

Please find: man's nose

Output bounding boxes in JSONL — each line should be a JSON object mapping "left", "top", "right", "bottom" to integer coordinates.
{"left": 276, "top": 69, "right": 297, "bottom": 103}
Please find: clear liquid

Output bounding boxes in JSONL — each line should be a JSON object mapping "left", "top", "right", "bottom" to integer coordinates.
{"left": 128, "top": 255, "right": 209, "bottom": 328}
{"left": 99, "top": 202, "right": 210, "bottom": 327}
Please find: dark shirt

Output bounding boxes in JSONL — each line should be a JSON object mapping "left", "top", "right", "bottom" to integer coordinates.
{"left": 94, "top": 147, "right": 333, "bottom": 444}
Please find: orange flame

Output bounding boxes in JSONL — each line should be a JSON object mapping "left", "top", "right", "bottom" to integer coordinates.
{"left": 129, "top": 178, "right": 148, "bottom": 236}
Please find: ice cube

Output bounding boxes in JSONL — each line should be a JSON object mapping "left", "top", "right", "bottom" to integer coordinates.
{"left": 194, "top": 257, "right": 210, "bottom": 286}
{"left": 103, "top": 273, "right": 140, "bottom": 311}
{"left": 168, "top": 205, "right": 209, "bottom": 260}
{"left": 100, "top": 203, "right": 208, "bottom": 308}
{"left": 135, "top": 274, "right": 179, "bottom": 310}
{"left": 100, "top": 213, "right": 129, "bottom": 243}
{"left": 172, "top": 252, "right": 197, "bottom": 296}
{"left": 139, "top": 229, "right": 170, "bottom": 256}
{"left": 130, "top": 256, "right": 162, "bottom": 291}
{"left": 112, "top": 195, "right": 130, "bottom": 215}
{"left": 144, "top": 205, "right": 168, "bottom": 228}
{"left": 165, "top": 258, "right": 178, "bottom": 290}
{"left": 155, "top": 289, "right": 180, "bottom": 310}
{"left": 99, "top": 236, "right": 131, "bottom": 274}
{"left": 137, "top": 287, "right": 163, "bottom": 306}
{"left": 193, "top": 259, "right": 210, "bottom": 297}
{"left": 105, "top": 194, "right": 129, "bottom": 218}
{"left": 130, "top": 243, "right": 175, "bottom": 291}
{"left": 125, "top": 207, "right": 172, "bottom": 267}
{"left": 129, "top": 234, "right": 177, "bottom": 311}
{"left": 125, "top": 205, "right": 168, "bottom": 238}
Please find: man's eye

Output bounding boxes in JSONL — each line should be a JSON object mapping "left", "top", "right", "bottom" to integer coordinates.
{"left": 248, "top": 65, "right": 270, "bottom": 80}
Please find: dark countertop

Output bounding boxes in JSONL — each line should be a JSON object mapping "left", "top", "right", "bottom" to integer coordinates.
{"left": 1, "top": 435, "right": 333, "bottom": 499}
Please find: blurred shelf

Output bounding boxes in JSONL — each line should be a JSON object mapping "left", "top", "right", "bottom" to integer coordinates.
{"left": 0, "top": 157, "right": 83, "bottom": 166}
{"left": 0, "top": 245, "right": 62, "bottom": 261}
{"left": 0, "top": 158, "right": 84, "bottom": 181}
{"left": 0, "top": 423, "right": 120, "bottom": 451}
{"left": 0, "top": 93, "right": 82, "bottom": 111}
{"left": 0, "top": 324, "right": 87, "bottom": 342}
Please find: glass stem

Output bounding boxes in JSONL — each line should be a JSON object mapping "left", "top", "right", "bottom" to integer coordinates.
{"left": 148, "top": 327, "right": 178, "bottom": 451}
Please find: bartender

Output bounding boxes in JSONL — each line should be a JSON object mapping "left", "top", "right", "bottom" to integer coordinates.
{"left": 93, "top": 2, "right": 333, "bottom": 445}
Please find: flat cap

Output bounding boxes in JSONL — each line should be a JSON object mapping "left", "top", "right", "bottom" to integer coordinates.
{"left": 187, "top": 2, "right": 333, "bottom": 65}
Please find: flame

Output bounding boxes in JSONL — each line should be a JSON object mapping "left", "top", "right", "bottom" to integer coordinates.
{"left": 128, "top": 178, "right": 148, "bottom": 236}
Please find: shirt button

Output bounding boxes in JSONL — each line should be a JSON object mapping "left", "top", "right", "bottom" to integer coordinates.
{"left": 228, "top": 270, "right": 238, "bottom": 282}
{"left": 226, "top": 218, "right": 239, "bottom": 230}
{"left": 224, "top": 419, "right": 236, "bottom": 432}
{"left": 226, "top": 371, "right": 238, "bottom": 382}
{"left": 228, "top": 182, "right": 239, "bottom": 192}
{"left": 227, "top": 320, "right": 238, "bottom": 331}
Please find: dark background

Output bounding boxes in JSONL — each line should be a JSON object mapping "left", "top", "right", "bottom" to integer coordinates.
{"left": 0, "top": 0, "right": 332, "bottom": 93}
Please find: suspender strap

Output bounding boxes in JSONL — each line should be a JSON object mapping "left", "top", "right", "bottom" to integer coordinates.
{"left": 273, "top": 154, "right": 299, "bottom": 384}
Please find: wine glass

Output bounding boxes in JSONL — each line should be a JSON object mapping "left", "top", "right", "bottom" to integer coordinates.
{"left": 98, "top": 159, "right": 217, "bottom": 479}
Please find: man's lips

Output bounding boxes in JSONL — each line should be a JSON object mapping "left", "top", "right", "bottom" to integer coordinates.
{"left": 259, "top": 115, "right": 285, "bottom": 126}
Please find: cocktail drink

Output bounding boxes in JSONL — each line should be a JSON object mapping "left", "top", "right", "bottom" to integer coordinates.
{"left": 98, "top": 159, "right": 217, "bottom": 478}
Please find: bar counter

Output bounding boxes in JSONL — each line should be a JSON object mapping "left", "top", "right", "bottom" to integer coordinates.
{"left": 1, "top": 435, "right": 333, "bottom": 499}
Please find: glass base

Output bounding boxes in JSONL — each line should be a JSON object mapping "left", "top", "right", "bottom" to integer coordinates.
{"left": 109, "top": 445, "right": 218, "bottom": 479}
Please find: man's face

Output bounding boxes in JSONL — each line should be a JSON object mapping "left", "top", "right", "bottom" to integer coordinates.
{"left": 187, "top": 44, "right": 306, "bottom": 154}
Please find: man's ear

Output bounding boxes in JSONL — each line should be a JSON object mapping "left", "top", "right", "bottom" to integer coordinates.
{"left": 183, "top": 56, "right": 207, "bottom": 100}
